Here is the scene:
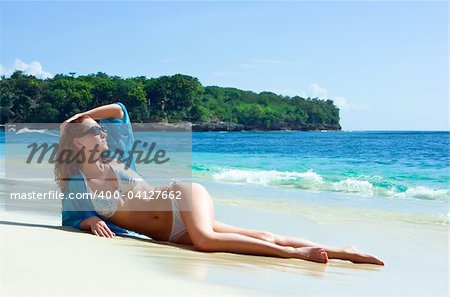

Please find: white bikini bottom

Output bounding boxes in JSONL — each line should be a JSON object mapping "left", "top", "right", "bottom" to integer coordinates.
{"left": 165, "top": 179, "right": 188, "bottom": 242}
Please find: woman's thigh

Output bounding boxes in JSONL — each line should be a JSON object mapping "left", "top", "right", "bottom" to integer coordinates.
{"left": 172, "top": 182, "right": 215, "bottom": 245}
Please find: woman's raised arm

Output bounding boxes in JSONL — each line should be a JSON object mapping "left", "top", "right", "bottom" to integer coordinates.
{"left": 60, "top": 103, "right": 124, "bottom": 136}
{"left": 80, "top": 103, "right": 124, "bottom": 120}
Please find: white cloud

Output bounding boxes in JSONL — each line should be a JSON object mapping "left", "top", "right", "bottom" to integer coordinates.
{"left": 310, "top": 83, "right": 328, "bottom": 98}
{"left": 297, "top": 83, "right": 369, "bottom": 111}
{"left": 334, "top": 96, "right": 369, "bottom": 111}
{"left": 296, "top": 83, "right": 327, "bottom": 99}
{"left": 0, "top": 59, "right": 53, "bottom": 79}
{"left": 298, "top": 90, "right": 308, "bottom": 98}
{"left": 333, "top": 96, "right": 349, "bottom": 109}
{"left": 0, "top": 64, "right": 6, "bottom": 76}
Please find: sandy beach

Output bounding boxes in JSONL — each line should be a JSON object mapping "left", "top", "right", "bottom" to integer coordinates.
{"left": 1, "top": 191, "right": 448, "bottom": 297}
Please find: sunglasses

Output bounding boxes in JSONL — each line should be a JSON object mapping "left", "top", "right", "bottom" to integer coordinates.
{"left": 78, "top": 126, "right": 107, "bottom": 137}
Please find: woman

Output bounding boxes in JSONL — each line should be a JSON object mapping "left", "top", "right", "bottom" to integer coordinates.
{"left": 56, "top": 102, "right": 384, "bottom": 265}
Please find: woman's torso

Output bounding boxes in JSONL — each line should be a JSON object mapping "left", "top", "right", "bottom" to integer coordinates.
{"left": 83, "top": 160, "right": 174, "bottom": 240}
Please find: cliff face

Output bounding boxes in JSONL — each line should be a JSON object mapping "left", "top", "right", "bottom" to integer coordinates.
{"left": 192, "top": 121, "right": 342, "bottom": 132}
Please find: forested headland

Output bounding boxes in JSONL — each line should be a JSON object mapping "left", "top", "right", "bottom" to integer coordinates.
{"left": 0, "top": 71, "right": 341, "bottom": 131}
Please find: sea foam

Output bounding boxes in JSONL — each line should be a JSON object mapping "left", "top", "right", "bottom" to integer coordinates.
{"left": 206, "top": 167, "right": 449, "bottom": 200}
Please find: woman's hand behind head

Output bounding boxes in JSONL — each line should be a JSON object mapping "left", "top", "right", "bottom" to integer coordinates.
{"left": 60, "top": 113, "right": 86, "bottom": 137}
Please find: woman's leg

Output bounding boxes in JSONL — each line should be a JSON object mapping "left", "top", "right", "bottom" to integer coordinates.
{"left": 213, "top": 220, "right": 384, "bottom": 265}
{"left": 174, "top": 183, "right": 329, "bottom": 263}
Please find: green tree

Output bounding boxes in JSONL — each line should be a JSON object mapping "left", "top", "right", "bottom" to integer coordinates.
{"left": 0, "top": 71, "right": 341, "bottom": 130}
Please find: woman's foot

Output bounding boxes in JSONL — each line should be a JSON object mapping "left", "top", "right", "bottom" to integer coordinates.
{"left": 293, "top": 247, "right": 329, "bottom": 264}
{"left": 342, "top": 246, "right": 384, "bottom": 265}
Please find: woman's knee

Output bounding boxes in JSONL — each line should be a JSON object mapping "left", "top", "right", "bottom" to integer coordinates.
{"left": 173, "top": 182, "right": 205, "bottom": 196}
{"left": 191, "top": 232, "right": 219, "bottom": 252}
{"left": 254, "top": 231, "right": 277, "bottom": 243}
{"left": 191, "top": 182, "right": 208, "bottom": 196}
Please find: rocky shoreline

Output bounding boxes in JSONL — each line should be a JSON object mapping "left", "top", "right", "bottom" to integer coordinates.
{"left": 1, "top": 122, "right": 342, "bottom": 132}
{"left": 192, "top": 121, "right": 342, "bottom": 132}
{"left": 132, "top": 121, "right": 342, "bottom": 132}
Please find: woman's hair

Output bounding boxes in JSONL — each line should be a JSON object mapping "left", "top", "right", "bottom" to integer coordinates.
{"left": 54, "top": 115, "right": 91, "bottom": 192}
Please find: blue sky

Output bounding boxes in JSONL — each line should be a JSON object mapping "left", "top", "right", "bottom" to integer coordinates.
{"left": 0, "top": 1, "right": 447, "bottom": 130}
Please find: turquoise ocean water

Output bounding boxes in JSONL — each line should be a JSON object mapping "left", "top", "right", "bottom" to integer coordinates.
{"left": 1, "top": 130, "right": 449, "bottom": 226}
{"left": 192, "top": 131, "right": 449, "bottom": 201}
